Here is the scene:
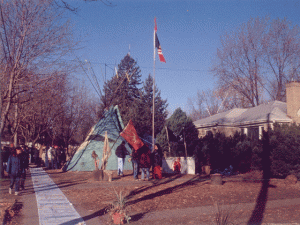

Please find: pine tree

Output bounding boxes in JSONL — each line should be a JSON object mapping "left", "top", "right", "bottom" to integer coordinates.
{"left": 156, "top": 108, "right": 198, "bottom": 157}
{"left": 132, "top": 74, "right": 168, "bottom": 137}
{"left": 100, "top": 54, "right": 142, "bottom": 125}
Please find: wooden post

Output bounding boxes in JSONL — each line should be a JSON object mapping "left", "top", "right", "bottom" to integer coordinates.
{"left": 165, "top": 126, "right": 171, "bottom": 154}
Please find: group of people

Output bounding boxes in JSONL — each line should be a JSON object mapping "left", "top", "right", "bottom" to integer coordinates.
{"left": 44, "top": 146, "right": 66, "bottom": 169}
{"left": 6, "top": 146, "right": 29, "bottom": 195}
{"left": 115, "top": 141, "right": 163, "bottom": 181}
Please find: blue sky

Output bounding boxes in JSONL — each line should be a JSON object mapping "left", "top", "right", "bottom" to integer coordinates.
{"left": 66, "top": 0, "right": 300, "bottom": 113}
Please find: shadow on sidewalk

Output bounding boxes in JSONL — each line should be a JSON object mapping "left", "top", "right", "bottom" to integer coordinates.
{"left": 20, "top": 171, "right": 87, "bottom": 196}
{"left": 59, "top": 206, "right": 108, "bottom": 225}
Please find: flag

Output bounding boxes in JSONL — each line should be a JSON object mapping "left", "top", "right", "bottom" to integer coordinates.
{"left": 154, "top": 18, "right": 166, "bottom": 63}
{"left": 165, "top": 126, "right": 177, "bottom": 142}
{"left": 101, "top": 131, "right": 111, "bottom": 170}
{"left": 120, "top": 120, "right": 144, "bottom": 150}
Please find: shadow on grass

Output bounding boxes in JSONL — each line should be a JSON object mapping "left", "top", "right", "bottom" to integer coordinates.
{"left": 248, "top": 115, "right": 272, "bottom": 225}
{"left": 126, "top": 175, "right": 209, "bottom": 207}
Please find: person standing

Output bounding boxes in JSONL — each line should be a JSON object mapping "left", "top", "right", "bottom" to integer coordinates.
{"left": 115, "top": 141, "right": 129, "bottom": 176}
{"left": 152, "top": 144, "right": 163, "bottom": 179}
{"left": 48, "top": 146, "right": 53, "bottom": 168}
{"left": 20, "top": 146, "right": 29, "bottom": 190}
{"left": 6, "top": 147, "right": 22, "bottom": 195}
{"left": 53, "top": 146, "right": 59, "bottom": 169}
{"left": 131, "top": 149, "right": 140, "bottom": 180}
{"left": 139, "top": 145, "right": 151, "bottom": 181}
{"left": 45, "top": 146, "right": 49, "bottom": 169}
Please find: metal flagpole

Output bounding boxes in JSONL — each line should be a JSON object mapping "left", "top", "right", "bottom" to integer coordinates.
{"left": 152, "top": 19, "right": 156, "bottom": 152}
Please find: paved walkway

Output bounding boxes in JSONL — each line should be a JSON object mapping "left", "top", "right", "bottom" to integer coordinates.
{"left": 30, "top": 167, "right": 85, "bottom": 225}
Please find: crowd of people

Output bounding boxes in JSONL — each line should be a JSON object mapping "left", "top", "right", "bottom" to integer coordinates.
{"left": 115, "top": 142, "right": 163, "bottom": 181}
{"left": 4, "top": 140, "right": 177, "bottom": 195}
{"left": 44, "top": 146, "right": 66, "bottom": 170}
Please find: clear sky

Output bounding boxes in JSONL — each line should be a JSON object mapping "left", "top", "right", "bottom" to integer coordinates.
{"left": 66, "top": 0, "right": 300, "bottom": 113}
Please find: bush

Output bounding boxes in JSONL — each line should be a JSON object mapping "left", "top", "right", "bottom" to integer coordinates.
{"left": 269, "top": 123, "right": 300, "bottom": 178}
{"left": 193, "top": 123, "right": 300, "bottom": 178}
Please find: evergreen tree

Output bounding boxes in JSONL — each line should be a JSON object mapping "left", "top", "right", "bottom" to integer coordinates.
{"left": 156, "top": 108, "right": 198, "bottom": 157}
{"left": 132, "top": 74, "right": 168, "bottom": 137}
{"left": 100, "top": 54, "right": 142, "bottom": 125}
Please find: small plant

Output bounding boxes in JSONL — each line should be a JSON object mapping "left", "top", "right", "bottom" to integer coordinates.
{"left": 212, "top": 197, "right": 242, "bottom": 225}
{"left": 107, "top": 188, "right": 131, "bottom": 224}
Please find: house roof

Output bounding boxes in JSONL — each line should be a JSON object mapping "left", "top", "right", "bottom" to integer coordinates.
{"left": 194, "top": 101, "right": 293, "bottom": 128}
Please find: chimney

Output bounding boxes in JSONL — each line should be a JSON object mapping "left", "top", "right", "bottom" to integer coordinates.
{"left": 286, "top": 81, "right": 300, "bottom": 124}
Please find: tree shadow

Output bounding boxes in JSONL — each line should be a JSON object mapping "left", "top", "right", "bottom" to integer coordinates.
{"left": 248, "top": 115, "right": 272, "bottom": 225}
{"left": 126, "top": 173, "right": 186, "bottom": 200}
{"left": 130, "top": 210, "right": 150, "bottom": 222}
{"left": 126, "top": 175, "right": 208, "bottom": 207}
{"left": 59, "top": 206, "right": 108, "bottom": 225}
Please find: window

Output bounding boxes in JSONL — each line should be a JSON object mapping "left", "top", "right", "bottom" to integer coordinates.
{"left": 248, "top": 126, "right": 259, "bottom": 140}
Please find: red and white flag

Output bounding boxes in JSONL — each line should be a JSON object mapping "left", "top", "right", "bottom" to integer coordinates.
{"left": 154, "top": 18, "right": 166, "bottom": 63}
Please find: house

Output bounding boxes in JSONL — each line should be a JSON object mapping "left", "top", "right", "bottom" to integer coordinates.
{"left": 194, "top": 82, "right": 300, "bottom": 139}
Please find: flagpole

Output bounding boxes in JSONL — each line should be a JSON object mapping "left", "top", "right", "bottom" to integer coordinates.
{"left": 152, "top": 19, "right": 156, "bottom": 152}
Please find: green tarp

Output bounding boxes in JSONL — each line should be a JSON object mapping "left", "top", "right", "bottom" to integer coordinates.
{"left": 65, "top": 105, "right": 132, "bottom": 171}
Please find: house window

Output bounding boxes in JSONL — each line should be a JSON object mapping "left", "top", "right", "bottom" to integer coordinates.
{"left": 248, "top": 126, "right": 259, "bottom": 140}
{"left": 241, "top": 128, "right": 248, "bottom": 135}
{"left": 205, "top": 130, "right": 213, "bottom": 137}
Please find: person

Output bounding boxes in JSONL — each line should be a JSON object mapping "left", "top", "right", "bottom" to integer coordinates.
{"left": 152, "top": 144, "right": 163, "bottom": 179}
{"left": 34, "top": 147, "right": 40, "bottom": 166}
{"left": 20, "top": 146, "right": 29, "bottom": 190}
{"left": 20, "top": 147, "right": 29, "bottom": 190}
{"left": 130, "top": 149, "right": 139, "bottom": 180}
{"left": 60, "top": 148, "right": 66, "bottom": 168}
{"left": 48, "top": 146, "right": 53, "bottom": 168}
{"left": 6, "top": 147, "right": 22, "bottom": 195}
{"left": 115, "top": 141, "right": 129, "bottom": 176}
{"left": 138, "top": 145, "right": 151, "bottom": 181}
{"left": 51, "top": 146, "right": 58, "bottom": 169}
{"left": 45, "top": 146, "right": 50, "bottom": 168}
{"left": 173, "top": 157, "right": 181, "bottom": 174}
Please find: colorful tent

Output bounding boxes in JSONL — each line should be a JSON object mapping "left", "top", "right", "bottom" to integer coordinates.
{"left": 65, "top": 105, "right": 132, "bottom": 171}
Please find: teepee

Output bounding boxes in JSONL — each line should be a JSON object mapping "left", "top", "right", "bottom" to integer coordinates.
{"left": 65, "top": 105, "right": 132, "bottom": 171}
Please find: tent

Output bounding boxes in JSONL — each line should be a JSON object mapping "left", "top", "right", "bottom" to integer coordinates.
{"left": 65, "top": 105, "right": 132, "bottom": 171}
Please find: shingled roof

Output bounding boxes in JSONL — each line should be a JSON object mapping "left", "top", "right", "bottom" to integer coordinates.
{"left": 194, "top": 101, "right": 292, "bottom": 128}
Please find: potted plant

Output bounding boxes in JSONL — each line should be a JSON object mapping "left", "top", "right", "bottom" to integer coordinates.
{"left": 108, "top": 188, "right": 131, "bottom": 224}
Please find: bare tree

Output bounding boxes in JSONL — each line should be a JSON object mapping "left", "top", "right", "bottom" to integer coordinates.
{"left": 187, "top": 89, "right": 233, "bottom": 121}
{"left": 0, "top": 0, "right": 74, "bottom": 177}
{"left": 212, "top": 17, "right": 266, "bottom": 107}
{"left": 18, "top": 74, "right": 67, "bottom": 147}
{"left": 212, "top": 17, "right": 300, "bottom": 108}
{"left": 263, "top": 18, "right": 300, "bottom": 101}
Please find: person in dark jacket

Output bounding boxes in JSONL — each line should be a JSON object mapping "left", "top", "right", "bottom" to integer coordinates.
{"left": 138, "top": 145, "right": 151, "bottom": 181}
{"left": 130, "top": 149, "right": 140, "bottom": 180}
{"left": 115, "top": 141, "right": 129, "bottom": 176}
{"left": 20, "top": 146, "right": 29, "bottom": 190}
{"left": 6, "top": 147, "right": 22, "bottom": 195}
{"left": 152, "top": 144, "right": 163, "bottom": 179}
